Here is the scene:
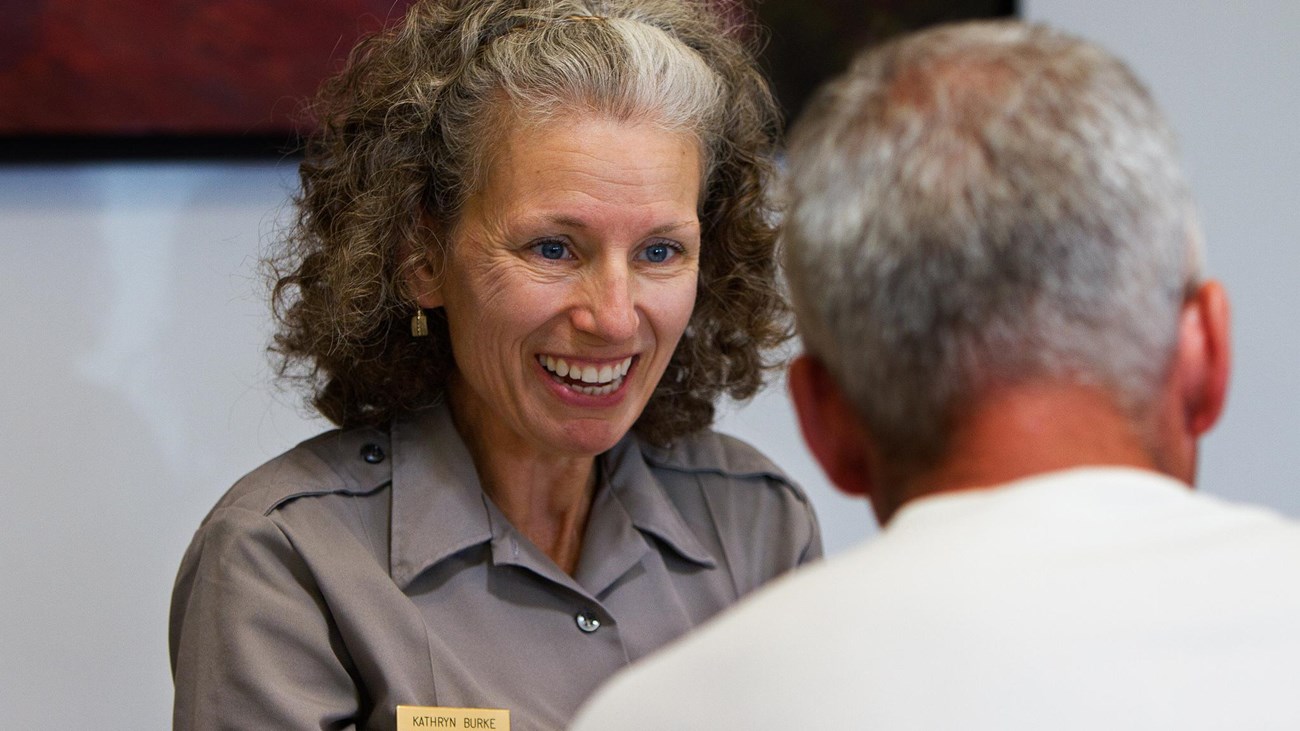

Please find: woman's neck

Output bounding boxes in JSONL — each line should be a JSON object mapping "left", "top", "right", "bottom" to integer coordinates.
{"left": 448, "top": 381, "right": 598, "bottom": 575}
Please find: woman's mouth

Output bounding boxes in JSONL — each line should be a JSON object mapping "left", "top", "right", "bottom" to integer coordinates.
{"left": 537, "top": 355, "right": 635, "bottom": 396}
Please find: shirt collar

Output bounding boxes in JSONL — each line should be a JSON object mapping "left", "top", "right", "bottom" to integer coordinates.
{"left": 600, "top": 435, "right": 718, "bottom": 570}
{"left": 387, "top": 401, "right": 716, "bottom": 592}
{"left": 389, "top": 403, "right": 495, "bottom": 589}
{"left": 887, "top": 465, "right": 1193, "bottom": 534}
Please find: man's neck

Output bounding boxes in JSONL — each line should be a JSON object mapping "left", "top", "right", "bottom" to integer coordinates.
{"left": 888, "top": 382, "right": 1172, "bottom": 520}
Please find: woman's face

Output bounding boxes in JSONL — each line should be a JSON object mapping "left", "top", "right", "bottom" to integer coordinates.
{"left": 415, "top": 116, "right": 702, "bottom": 459}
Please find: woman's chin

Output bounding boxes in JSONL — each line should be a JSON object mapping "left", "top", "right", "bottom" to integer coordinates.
{"left": 544, "top": 418, "right": 637, "bottom": 458}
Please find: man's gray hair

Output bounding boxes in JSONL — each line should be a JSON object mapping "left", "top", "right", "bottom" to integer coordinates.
{"left": 782, "top": 20, "right": 1202, "bottom": 477}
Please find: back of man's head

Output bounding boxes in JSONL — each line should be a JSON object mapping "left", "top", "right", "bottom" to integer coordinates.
{"left": 782, "top": 20, "right": 1223, "bottom": 509}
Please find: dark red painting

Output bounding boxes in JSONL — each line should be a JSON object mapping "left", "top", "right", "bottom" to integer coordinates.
{"left": 0, "top": 0, "right": 1011, "bottom": 156}
{"left": 0, "top": 0, "right": 414, "bottom": 140}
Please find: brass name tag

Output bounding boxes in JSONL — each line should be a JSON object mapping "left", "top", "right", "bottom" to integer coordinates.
{"left": 396, "top": 705, "right": 510, "bottom": 730}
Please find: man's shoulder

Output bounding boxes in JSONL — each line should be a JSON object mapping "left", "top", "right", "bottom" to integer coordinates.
{"left": 573, "top": 468, "right": 1300, "bottom": 730}
{"left": 571, "top": 544, "right": 864, "bottom": 730}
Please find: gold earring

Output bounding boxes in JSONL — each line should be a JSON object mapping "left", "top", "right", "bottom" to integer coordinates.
{"left": 410, "top": 308, "right": 429, "bottom": 337}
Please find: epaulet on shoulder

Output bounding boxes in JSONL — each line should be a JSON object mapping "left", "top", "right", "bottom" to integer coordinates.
{"left": 213, "top": 424, "right": 393, "bottom": 516}
{"left": 640, "top": 428, "right": 793, "bottom": 486}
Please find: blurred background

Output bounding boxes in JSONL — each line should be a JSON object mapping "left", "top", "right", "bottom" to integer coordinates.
{"left": 2, "top": 0, "right": 1297, "bottom": 725}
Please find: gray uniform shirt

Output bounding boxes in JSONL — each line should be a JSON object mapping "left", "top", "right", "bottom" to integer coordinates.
{"left": 170, "top": 403, "right": 821, "bottom": 731}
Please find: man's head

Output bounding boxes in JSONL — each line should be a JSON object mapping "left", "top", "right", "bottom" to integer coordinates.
{"left": 782, "top": 21, "right": 1229, "bottom": 520}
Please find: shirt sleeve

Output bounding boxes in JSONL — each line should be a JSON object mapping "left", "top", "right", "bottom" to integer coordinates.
{"left": 170, "top": 506, "right": 360, "bottom": 730}
{"left": 794, "top": 480, "right": 824, "bottom": 566}
{"left": 764, "top": 473, "right": 823, "bottom": 571}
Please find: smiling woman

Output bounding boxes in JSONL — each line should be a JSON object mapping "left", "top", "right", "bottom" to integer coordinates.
{"left": 168, "top": 1, "right": 821, "bottom": 730}
{"left": 431, "top": 120, "right": 699, "bottom": 449}
{"left": 420, "top": 117, "right": 705, "bottom": 572}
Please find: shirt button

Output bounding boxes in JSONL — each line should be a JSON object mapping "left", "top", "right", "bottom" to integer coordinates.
{"left": 575, "top": 610, "right": 601, "bottom": 633}
{"left": 359, "top": 443, "right": 386, "bottom": 464}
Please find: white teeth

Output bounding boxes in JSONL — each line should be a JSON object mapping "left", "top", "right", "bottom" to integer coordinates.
{"left": 573, "top": 381, "right": 618, "bottom": 396}
{"left": 538, "top": 355, "right": 635, "bottom": 391}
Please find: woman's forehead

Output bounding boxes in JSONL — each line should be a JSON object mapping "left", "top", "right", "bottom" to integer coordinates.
{"left": 471, "top": 115, "right": 704, "bottom": 214}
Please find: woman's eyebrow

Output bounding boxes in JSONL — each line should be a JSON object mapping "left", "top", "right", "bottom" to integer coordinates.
{"left": 648, "top": 219, "right": 701, "bottom": 235}
{"left": 541, "top": 214, "right": 700, "bottom": 235}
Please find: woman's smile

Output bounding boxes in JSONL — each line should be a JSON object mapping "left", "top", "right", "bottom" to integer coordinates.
{"left": 537, "top": 354, "right": 637, "bottom": 397}
{"left": 414, "top": 114, "right": 703, "bottom": 459}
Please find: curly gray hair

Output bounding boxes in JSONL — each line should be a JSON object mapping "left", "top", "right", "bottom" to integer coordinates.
{"left": 269, "top": 0, "right": 788, "bottom": 444}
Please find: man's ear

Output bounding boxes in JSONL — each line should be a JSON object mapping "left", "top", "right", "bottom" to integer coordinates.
{"left": 1176, "top": 279, "right": 1231, "bottom": 436}
{"left": 788, "top": 354, "right": 876, "bottom": 499}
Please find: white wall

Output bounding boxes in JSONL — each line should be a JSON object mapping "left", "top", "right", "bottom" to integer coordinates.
{"left": 1022, "top": 0, "right": 1300, "bottom": 515}
{"left": 2, "top": 2, "right": 1297, "bottom": 723}
{"left": 0, "top": 163, "right": 324, "bottom": 726}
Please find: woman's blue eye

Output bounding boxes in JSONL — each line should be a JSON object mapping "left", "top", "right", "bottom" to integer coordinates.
{"left": 644, "top": 244, "right": 673, "bottom": 263}
{"left": 537, "top": 241, "right": 567, "bottom": 260}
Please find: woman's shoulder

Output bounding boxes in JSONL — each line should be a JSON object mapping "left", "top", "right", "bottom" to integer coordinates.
{"left": 635, "top": 428, "right": 816, "bottom": 530}
{"left": 638, "top": 428, "right": 798, "bottom": 491}
{"left": 209, "top": 423, "right": 394, "bottom": 519}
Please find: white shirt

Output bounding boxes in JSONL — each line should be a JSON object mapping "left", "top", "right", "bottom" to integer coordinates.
{"left": 570, "top": 467, "right": 1300, "bottom": 730}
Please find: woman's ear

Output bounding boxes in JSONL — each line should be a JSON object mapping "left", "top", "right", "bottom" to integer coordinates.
{"left": 787, "top": 354, "right": 877, "bottom": 500}
{"left": 407, "top": 249, "right": 445, "bottom": 309}
{"left": 403, "top": 222, "right": 447, "bottom": 309}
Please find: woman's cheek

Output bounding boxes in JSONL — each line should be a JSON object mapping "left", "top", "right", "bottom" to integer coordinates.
{"left": 659, "top": 272, "right": 700, "bottom": 337}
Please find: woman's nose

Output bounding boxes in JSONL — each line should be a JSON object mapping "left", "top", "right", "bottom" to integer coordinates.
{"left": 571, "top": 265, "right": 638, "bottom": 342}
